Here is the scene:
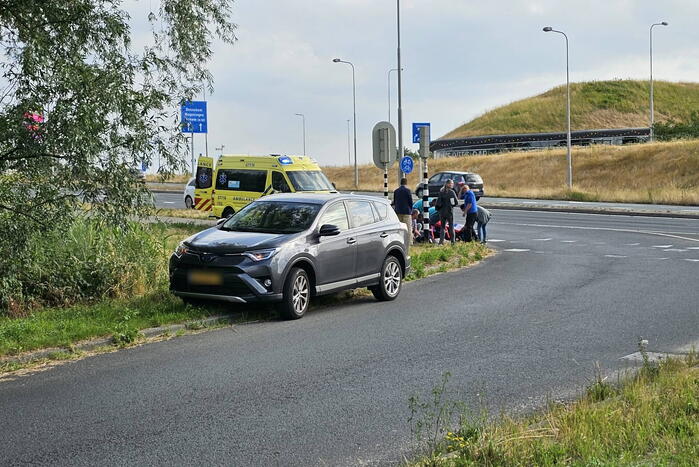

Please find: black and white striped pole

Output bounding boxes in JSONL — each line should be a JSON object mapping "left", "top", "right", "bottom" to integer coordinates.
{"left": 419, "top": 125, "right": 430, "bottom": 241}
{"left": 383, "top": 165, "right": 389, "bottom": 198}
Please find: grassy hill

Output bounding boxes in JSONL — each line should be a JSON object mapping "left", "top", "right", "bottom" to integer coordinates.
{"left": 442, "top": 80, "right": 699, "bottom": 139}
{"left": 322, "top": 140, "right": 699, "bottom": 205}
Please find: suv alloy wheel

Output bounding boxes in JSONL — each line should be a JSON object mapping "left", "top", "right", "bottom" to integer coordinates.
{"left": 277, "top": 267, "right": 310, "bottom": 319}
{"left": 370, "top": 256, "right": 402, "bottom": 301}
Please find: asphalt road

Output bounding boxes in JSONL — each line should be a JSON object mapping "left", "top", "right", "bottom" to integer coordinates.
{"left": 152, "top": 189, "right": 187, "bottom": 208}
{"left": 2, "top": 209, "right": 699, "bottom": 466}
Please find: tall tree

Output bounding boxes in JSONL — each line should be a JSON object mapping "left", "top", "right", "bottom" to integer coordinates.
{"left": 0, "top": 0, "right": 236, "bottom": 264}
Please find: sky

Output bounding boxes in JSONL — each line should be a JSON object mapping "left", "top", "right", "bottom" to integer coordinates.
{"left": 130, "top": 0, "right": 699, "bottom": 168}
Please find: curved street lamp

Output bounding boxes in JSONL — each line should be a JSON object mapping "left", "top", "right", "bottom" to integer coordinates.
{"left": 543, "top": 26, "right": 572, "bottom": 189}
{"left": 333, "top": 58, "right": 358, "bottom": 188}
{"left": 387, "top": 68, "right": 402, "bottom": 124}
{"left": 649, "top": 21, "right": 668, "bottom": 142}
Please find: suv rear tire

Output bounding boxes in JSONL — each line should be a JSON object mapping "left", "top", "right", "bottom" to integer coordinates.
{"left": 370, "top": 256, "right": 402, "bottom": 301}
{"left": 277, "top": 267, "right": 310, "bottom": 319}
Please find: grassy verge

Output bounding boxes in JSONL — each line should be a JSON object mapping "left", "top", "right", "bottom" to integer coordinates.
{"left": 0, "top": 226, "right": 490, "bottom": 363}
{"left": 323, "top": 139, "right": 699, "bottom": 205}
{"left": 145, "top": 173, "right": 191, "bottom": 184}
{"left": 407, "top": 242, "right": 489, "bottom": 281}
{"left": 156, "top": 207, "right": 214, "bottom": 219}
{"left": 411, "top": 351, "right": 698, "bottom": 466}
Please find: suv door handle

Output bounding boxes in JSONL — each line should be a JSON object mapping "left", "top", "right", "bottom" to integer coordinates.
{"left": 347, "top": 237, "right": 357, "bottom": 244}
{"left": 379, "top": 232, "right": 389, "bottom": 238}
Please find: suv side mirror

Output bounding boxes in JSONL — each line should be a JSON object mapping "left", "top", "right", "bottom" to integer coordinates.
{"left": 318, "top": 224, "right": 341, "bottom": 237}
{"left": 216, "top": 217, "right": 227, "bottom": 226}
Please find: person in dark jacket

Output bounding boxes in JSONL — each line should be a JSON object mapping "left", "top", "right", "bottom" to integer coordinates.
{"left": 435, "top": 179, "right": 458, "bottom": 245}
{"left": 393, "top": 178, "right": 413, "bottom": 245}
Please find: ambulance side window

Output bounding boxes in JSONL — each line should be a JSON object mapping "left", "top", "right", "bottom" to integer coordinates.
{"left": 272, "top": 171, "right": 291, "bottom": 193}
{"left": 216, "top": 169, "right": 266, "bottom": 192}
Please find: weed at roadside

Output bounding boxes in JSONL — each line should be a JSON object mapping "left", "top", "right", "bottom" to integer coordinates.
{"left": 411, "top": 347, "right": 699, "bottom": 466}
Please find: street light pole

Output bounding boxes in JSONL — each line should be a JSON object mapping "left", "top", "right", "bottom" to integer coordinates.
{"left": 346, "top": 119, "right": 351, "bottom": 165}
{"left": 333, "top": 58, "right": 358, "bottom": 188}
{"left": 396, "top": 0, "right": 404, "bottom": 181}
{"left": 294, "top": 113, "right": 306, "bottom": 156}
{"left": 649, "top": 21, "right": 668, "bottom": 142}
{"left": 544, "top": 26, "right": 572, "bottom": 189}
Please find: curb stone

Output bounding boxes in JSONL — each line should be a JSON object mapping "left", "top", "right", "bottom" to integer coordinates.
{"left": 0, "top": 314, "right": 234, "bottom": 367}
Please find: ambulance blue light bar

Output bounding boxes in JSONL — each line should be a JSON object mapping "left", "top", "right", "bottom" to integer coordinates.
{"left": 278, "top": 156, "right": 293, "bottom": 165}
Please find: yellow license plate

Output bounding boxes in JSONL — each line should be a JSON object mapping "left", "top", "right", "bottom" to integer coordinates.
{"left": 188, "top": 270, "right": 223, "bottom": 286}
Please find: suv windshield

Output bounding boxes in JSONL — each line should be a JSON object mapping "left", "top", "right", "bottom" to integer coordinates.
{"left": 222, "top": 201, "right": 321, "bottom": 234}
{"left": 287, "top": 171, "right": 334, "bottom": 191}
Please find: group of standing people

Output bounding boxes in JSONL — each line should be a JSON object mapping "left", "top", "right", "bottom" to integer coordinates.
{"left": 393, "top": 177, "right": 491, "bottom": 246}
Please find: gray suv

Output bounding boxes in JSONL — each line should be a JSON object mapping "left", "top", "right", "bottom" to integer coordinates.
{"left": 169, "top": 193, "right": 410, "bottom": 319}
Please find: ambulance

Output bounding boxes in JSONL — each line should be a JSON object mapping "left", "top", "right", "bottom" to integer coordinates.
{"left": 194, "top": 154, "right": 337, "bottom": 218}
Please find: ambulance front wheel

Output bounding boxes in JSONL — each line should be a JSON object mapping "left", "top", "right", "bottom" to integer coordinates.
{"left": 222, "top": 207, "right": 235, "bottom": 218}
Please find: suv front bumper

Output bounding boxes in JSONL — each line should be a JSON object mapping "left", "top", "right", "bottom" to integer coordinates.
{"left": 170, "top": 268, "right": 282, "bottom": 304}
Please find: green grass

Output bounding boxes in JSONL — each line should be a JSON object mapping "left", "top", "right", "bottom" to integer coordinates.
{"left": 412, "top": 353, "right": 699, "bottom": 466}
{"left": 442, "top": 80, "right": 699, "bottom": 138}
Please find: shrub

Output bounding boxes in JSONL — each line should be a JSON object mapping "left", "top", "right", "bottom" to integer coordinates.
{"left": 0, "top": 218, "right": 170, "bottom": 315}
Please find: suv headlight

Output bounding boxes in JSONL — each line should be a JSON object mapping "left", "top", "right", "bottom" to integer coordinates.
{"left": 243, "top": 248, "right": 278, "bottom": 261}
{"left": 174, "top": 242, "right": 189, "bottom": 258}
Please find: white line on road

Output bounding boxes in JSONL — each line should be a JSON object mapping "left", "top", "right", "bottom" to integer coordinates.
{"left": 561, "top": 240, "right": 577, "bottom": 243}
{"left": 504, "top": 248, "right": 531, "bottom": 252}
{"left": 688, "top": 247, "right": 699, "bottom": 250}
{"left": 684, "top": 259, "right": 699, "bottom": 262}
{"left": 486, "top": 239, "right": 506, "bottom": 242}
{"left": 663, "top": 249, "right": 688, "bottom": 252}
{"left": 532, "top": 238, "right": 552, "bottom": 241}
{"left": 497, "top": 221, "right": 699, "bottom": 244}
{"left": 653, "top": 245, "right": 673, "bottom": 248}
{"left": 605, "top": 254, "right": 628, "bottom": 258}
{"left": 625, "top": 243, "right": 640, "bottom": 246}
{"left": 163, "top": 201, "right": 175, "bottom": 204}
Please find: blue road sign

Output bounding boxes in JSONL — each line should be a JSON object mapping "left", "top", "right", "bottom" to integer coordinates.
{"left": 181, "top": 101, "right": 208, "bottom": 134}
{"left": 412, "top": 122, "right": 430, "bottom": 143}
{"left": 400, "top": 156, "right": 414, "bottom": 174}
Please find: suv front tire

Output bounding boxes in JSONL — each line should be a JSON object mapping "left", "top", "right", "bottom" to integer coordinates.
{"left": 370, "top": 256, "right": 402, "bottom": 301}
{"left": 277, "top": 267, "right": 311, "bottom": 319}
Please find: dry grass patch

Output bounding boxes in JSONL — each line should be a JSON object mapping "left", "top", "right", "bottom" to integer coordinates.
{"left": 323, "top": 140, "right": 699, "bottom": 205}
{"left": 145, "top": 173, "right": 191, "bottom": 183}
